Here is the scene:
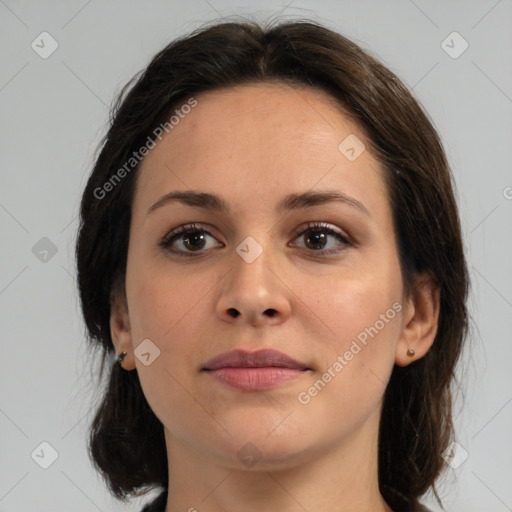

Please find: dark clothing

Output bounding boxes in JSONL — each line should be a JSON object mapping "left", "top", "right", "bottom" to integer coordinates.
{"left": 140, "top": 489, "right": 167, "bottom": 512}
{"left": 412, "top": 504, "right": 433, "bottom": 512}
{"left": 140, "top": 489, "right": 433, "bottom": 511}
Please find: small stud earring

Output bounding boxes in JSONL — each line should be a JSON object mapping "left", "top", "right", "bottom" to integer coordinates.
{"left": 117, "top": 351, "right": 127, "bottom": 365}
{"left": 407, "top": 348, "right": 415, "bottom": 357}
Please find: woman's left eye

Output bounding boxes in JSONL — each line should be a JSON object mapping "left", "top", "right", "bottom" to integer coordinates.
{"left": 290, "top": 222, "right": 352, "bottom": 255}
{"left": 159, "top": 221, "right": 352, "bottom": 257}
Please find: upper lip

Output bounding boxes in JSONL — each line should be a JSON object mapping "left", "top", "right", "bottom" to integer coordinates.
{"left": 202, "top": 349, "right": 309, "bottom": 371}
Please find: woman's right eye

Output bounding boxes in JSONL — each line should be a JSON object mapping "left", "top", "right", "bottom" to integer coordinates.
{"left": 159, "top": 223, "right": 223, "bottom": 257}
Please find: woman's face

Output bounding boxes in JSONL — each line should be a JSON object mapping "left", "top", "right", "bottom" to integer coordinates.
{"left": 117, "top": 82, "right": 410, "bottom": 469}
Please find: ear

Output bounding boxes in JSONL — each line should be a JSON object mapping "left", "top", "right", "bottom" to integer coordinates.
{"left": 110, "top": 283, "right": 136, "bottom": 371}
{"left": 395, "top": 271, "right": 440, "bottom": 367}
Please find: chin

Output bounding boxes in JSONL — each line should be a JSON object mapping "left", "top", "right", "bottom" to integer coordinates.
{"left": 205, "top": 418, "right": 318, "bottom": 471}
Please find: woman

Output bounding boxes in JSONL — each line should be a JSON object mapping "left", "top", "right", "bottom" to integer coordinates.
{"left": 76, "top": 17, "right": 470, "bottom": 512}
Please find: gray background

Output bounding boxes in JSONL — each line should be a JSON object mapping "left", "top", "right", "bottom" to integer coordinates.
{"left": 1, "top": 0, "right": 511, "bottom": 511}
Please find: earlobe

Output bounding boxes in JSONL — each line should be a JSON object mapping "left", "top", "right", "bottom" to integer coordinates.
{"left": 395, "top": 272, "right": 440, "bottom": 367}
{"left": 110, "top": 293, "right": 136, "bottom": 371}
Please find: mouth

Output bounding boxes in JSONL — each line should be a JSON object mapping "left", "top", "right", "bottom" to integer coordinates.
{"left": 201, "top": 349, "right": 310, "bottom": 391}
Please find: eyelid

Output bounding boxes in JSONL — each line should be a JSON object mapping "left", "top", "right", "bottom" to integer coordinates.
{"left": 161, "top": 222, "right": 212, "bottom": 243}
{"left": 160, "top": 222, "right": 222, "bottom": 250}
{"left": 291, "top": 221, "right": 351, "bottom": 243}
{"left": 289, "top": 221, "right": 353, "bottom": 256}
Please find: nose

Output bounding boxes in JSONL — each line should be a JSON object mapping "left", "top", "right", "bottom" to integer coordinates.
{"left": 215, "top": 239, "right": 292, "bottom": 327}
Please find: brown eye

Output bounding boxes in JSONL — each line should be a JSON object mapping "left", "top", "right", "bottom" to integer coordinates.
{"left": 304, "top": 230, "right": 328, "bottom": 250}
{"left": 181, "top": 232, "right": 207, "bottom": 251}
{"left": 160, "top": 223, "right": 223, "bottom": 256}
{"left": 291, "top": 222, "right": 352, "bottom": 256}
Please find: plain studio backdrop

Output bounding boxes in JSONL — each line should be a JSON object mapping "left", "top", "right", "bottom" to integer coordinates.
{"left": 1, "top": 1, "right": 511, "bottom": 511}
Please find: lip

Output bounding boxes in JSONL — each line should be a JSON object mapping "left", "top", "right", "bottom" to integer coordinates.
{"left": 201, "top": 349, "right": 310, "bottom": 391}
{"left": 202, "top": 348, "right": 309, "bottom": 371}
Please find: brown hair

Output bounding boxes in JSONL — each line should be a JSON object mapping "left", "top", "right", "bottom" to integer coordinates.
{"left": 76, "top": 16, "right": 470, "bottom": 511}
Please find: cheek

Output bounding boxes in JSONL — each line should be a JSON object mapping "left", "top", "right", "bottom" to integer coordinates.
{"left": 126, "top": 254, "right": 208, "bottom": 341}
{"left": 125, "top": 266, "right": 212, "bottom": 431}
{"left": 299, "top": 269, "right": 402, "bottom": 350}
{"left": 292, "top": 260, "right": 403, "bottom": 412}
{"left": 294, "top": 279, "right": 401, "bottom": 431}
{"left": 125, "top": 261, "right": 219, "bottom": 400}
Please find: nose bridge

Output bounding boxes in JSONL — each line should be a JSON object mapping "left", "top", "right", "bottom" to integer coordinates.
{"left": 216, "top": 230, "right": 290, "bottom": 325}
{"left": 232, "top": 232, "right": 274, "bottom": 292}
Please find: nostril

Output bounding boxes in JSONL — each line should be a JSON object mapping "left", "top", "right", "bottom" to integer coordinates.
{"left": 228, "top": 308, "right": 240, "bottom": 318}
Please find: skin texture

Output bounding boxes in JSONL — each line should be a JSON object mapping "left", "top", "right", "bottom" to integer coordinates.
{"left": 110, "top": 83, "right": 440, "bottom": 512}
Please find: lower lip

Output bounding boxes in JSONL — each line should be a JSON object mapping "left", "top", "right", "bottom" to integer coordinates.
{"left": 205, "top": 367, "right": 307, "bottom": 391}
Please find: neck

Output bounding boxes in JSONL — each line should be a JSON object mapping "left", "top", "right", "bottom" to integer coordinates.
{"left": 163, "top": 406, "right": 392, "bottom": 512}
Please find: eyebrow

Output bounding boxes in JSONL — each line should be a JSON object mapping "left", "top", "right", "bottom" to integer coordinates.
{"left": 147, "top": 189, "right": 371, "bottom": 217}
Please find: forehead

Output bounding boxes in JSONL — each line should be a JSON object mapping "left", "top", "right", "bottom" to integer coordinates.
{"left": 163, "top": 82, "right": 361, "bottom": 158}
{"left": 133, "top": 82, "right": 388, "bottom": 219}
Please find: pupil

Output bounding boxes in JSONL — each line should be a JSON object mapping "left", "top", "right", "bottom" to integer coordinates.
{"left": 185, "top": 232, "right": 205, "bottom": 250}
{"left": 307, "top": 231, "right": 326, "bottom": 249}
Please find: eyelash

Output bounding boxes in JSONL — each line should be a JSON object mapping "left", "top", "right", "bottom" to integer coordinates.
{"left": 158, "top": 221, "right": 353, "bottom": 258}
